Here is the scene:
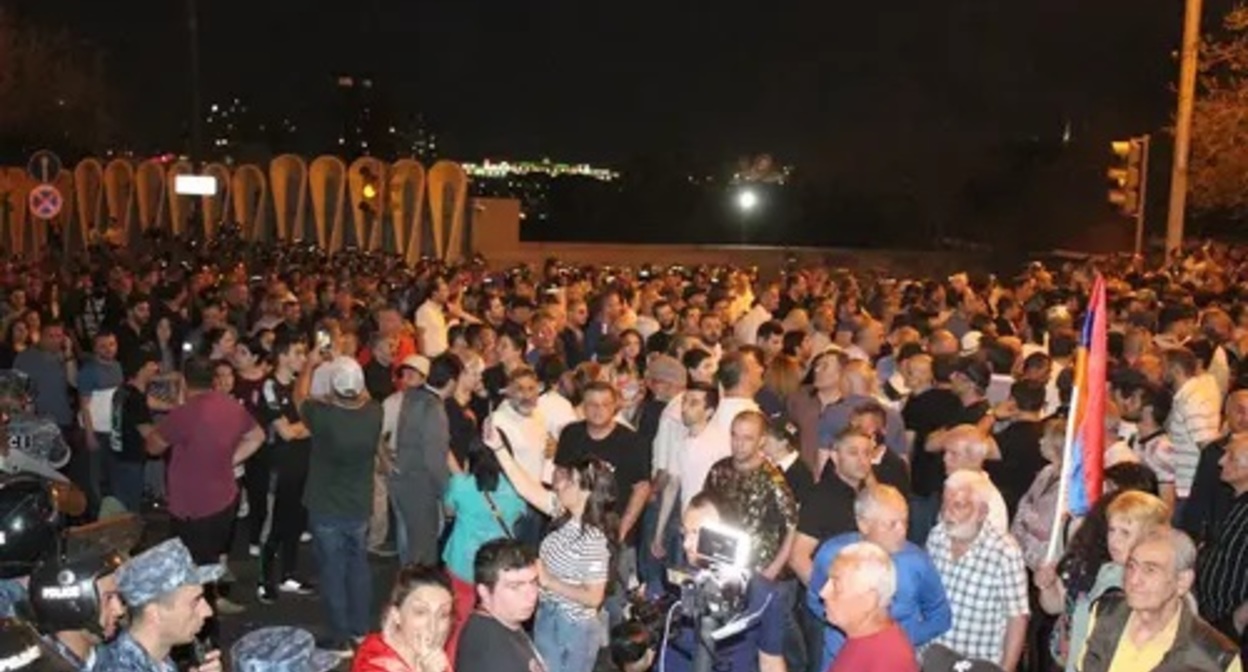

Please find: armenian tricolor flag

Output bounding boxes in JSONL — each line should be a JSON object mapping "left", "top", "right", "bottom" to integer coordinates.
{"left": 1047, "top": 274, "right": 1108, "bottom": 559}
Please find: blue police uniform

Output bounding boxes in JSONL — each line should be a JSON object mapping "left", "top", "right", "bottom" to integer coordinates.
{"left": 94, "top": 539, "right": 223, "bottom": 672}
{"left": 42, "top": 634, "right": 95, "bottom": 672}
{"left": 95, "top": 632, "right": 174, "bottom": 672}
{"left": 0, "top": 579, "right": 28, "bottom": 618}
{"left": 230, "top": 626, "right": 338, "bottom": 672}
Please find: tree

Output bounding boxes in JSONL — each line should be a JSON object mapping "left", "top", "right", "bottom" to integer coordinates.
{"left": 0, "top": 9, "right": 115, "bottom": 160}
{"left": 1189, "top": 5, "right": 1248, "bottom": 218}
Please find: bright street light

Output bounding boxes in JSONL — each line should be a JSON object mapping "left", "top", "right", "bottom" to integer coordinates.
{"left": 736, "top": 188, "right": 759, "bottom": 212}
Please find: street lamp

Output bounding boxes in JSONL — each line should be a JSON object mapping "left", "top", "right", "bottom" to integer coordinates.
{"left": 736, "top": 188, "right": 759, "bottom": 212}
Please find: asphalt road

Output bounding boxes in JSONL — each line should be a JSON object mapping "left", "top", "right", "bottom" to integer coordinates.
{"left": 141, "top": 510, "right": 615, "bottom": 672}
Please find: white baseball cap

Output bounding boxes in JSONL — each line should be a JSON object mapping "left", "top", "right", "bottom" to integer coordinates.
{"left": 331, "top": 358, "right": 366, "bottom": 398}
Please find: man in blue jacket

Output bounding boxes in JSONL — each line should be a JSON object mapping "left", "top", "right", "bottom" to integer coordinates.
{"left": 807, "top": 484, "right": 952, "bottom": 670}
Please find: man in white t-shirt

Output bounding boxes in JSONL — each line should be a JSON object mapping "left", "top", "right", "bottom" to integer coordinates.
{"left": 536, "top": 371, "right": 578, "bottom": 443}
{"left": 415, "top": 275, "right": 451, "bottom": 357}
{"left": 710, "top": 349, "right": 763, "bottom": 433}
{"left": 484, "top": 366, "right": 553, "bottom": 545}
{"left": 651, "top": 382, "right": 729, "bottom": 562}
{"left": 734, "top": 284, "right": 780, "bottom": 347}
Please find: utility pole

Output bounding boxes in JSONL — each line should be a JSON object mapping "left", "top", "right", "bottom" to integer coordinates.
{"left": 1166, "top": 0, "right": 1204, "bottom": 255}
{"left": 187, "top": 0, "right": 203, "bottom": 160}
{"left": 1134, "top": 135, "right": 1151, "bottom": 257}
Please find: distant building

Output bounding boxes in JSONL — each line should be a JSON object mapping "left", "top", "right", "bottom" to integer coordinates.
{"left": 331, "top": 75, "right": 437, "bottom": 161}
{"left": 731, "top": 154, "right": 793, "bottom": 185}
{"left": 204, "top": 97, "right": 267, "bottom": 162}
{"left": 461, "top": 159, "right": 618, "bottom": 182}
{"left": 392, "top": 112, "right": 439, "bottom": 162}
{"left": 464, "top": 159, "right": 620, "bottom": 222}
{"left": 332, "top": 75, "right": 378, "bottom": 156}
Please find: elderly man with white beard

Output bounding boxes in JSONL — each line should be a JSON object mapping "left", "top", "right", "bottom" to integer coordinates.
{"left": 925, "top": 469, "right": 1029, "bottom": 672}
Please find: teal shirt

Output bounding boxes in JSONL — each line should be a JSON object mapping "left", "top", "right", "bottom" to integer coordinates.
{"left": 442, "top": 473, "right": 526, "bottom": 581}
{"left": 1058, "top": 562, "right": 1124, "bottom": 672}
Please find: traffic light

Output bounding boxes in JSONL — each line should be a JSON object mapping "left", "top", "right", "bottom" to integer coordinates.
{"left": 1108, "top": 138, "right": 1146, "bottom": 216}
{"left": 358, "top": 166, "right": 380, "bottom": 215}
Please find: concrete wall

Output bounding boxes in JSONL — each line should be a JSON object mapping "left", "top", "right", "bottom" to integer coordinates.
{"left": 469, "top": 197, "right": 990, "bottom": 278}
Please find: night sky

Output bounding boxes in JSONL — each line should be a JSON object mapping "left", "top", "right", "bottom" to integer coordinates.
{"left": 16, "top": 1, "right": 1218, "bottom": 162}
{"left": 9, "top": 0, "right": 1239, "bottom": 246}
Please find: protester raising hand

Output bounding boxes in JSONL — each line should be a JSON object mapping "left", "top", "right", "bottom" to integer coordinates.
{"left": 483, "top": 415, "right": 559, "bottom": 516}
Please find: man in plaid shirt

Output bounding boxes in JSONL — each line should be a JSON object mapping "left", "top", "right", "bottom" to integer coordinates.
{"left": 926, "top": 469, "right": 1029, "bottom": 671}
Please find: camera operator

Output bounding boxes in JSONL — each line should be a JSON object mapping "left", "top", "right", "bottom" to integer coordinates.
{"left": 662, "top": 491, "right": 784, "bottom": 672}
{"left": 609, "top": 621, "right": 655, "bottom": 672}
{"left": 27, "top": 549, "right": 126, "bottom": 671}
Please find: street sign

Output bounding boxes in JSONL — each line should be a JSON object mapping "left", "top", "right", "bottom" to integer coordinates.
{"left": 26, "top": 150, "right": 63, "bottom": 183}
{"left": 28, "top": 184, "right": 63, "bottom": 220}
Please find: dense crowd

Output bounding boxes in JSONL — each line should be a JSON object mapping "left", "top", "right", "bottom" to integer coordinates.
{"left": 0, "top": 234, "right": 1246, "bottom": 672}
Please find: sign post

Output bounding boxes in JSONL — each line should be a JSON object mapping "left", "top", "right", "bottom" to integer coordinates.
{"left": 26, "top": 150, "right": 63, "bottom": 184}
{"left": 29, "top": 184, "right": 63, "bottom": 221}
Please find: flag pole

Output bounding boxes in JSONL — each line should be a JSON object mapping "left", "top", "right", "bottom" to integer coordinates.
{"left": 1045, "top": 381, "right": 1081, "bottom": 563}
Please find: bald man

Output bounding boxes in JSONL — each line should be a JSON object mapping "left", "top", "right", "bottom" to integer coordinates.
{"left": 806, "top": 485, "right": 950, "bottom": 671}
{"left": 819, "top": 542, "right": 918, "bottom": 672}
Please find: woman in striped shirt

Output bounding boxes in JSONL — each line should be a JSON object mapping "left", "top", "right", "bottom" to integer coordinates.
{"left": 486, "top": 417, "right": 618, "bottom": 672}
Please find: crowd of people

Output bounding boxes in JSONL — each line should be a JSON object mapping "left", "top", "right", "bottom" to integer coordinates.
{"left": 0, "top": 234, "right": 1246, "bottom": 672}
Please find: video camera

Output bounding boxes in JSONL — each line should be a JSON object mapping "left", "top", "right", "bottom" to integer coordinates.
{"left": 679, "top": 521, "right": 752, "bottom": 632}
{"left": 651, "top": 521, "right": 775, "bottom": 672}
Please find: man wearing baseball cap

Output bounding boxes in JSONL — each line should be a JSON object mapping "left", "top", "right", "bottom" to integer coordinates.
{"left": 95, "top": 538, "right": 223, "bottom": 672}
{"left": 299, "top": 353, "right": 383, "bottom": 655}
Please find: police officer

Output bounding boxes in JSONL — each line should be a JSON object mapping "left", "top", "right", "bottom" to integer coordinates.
{"left": 95, "top": 539, "right": 222, "bottom": 672}
{"left": 27, "top": 549, "right": 125, "bottom": 671}
{"left": 0, "top": 617, "right": 78, "bottom": 672}
{"left": 228, "top": 626, "right": 337, "bottom": 672}
{"left": 0, "top": 474, "right": 62, "bottom": 617}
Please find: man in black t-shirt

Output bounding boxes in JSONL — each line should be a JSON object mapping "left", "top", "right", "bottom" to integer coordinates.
{"left": 553, "top": 381, "right": 653, "bottom": 624}
{"left": 987, "top": 380, "right": 1048, "bottom": 519}
{"left": 108, "top": 346, "right": 160, "bottom": 513}
{"left": 482, "top": 325, "right": 526, "bottom": 409}
{"left": 904, "top": 354, "right": 970, "bottom": 545}
{"left": 456, "top": 539, "right": 544, "bottom": 672}
{"left": 788, "top": 426, "right": 876, "bottom": 672}
{"left": 256, "top": 335, "right": 315, "bottom": 603}
{"left": 950, "top": 356, "right": 994, "bottom": 430}
{"left": 114, "top": 294, "right": 156, "bottom": 367}
{"left": 849, "top": 402, "right": 911, "bottom": 497}
{"left": 790, "top": 428, "right": 872, "bottom": 585}
{"left": 553, "top": 381, "right": 652, "bottom": 541}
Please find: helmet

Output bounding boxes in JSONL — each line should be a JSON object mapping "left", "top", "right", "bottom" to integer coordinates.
{"left": 0, "top": 618, "right": 76, "bottom": 672}
{"left": 0, "top": 371, "right": 34, "bottom": 415}
{"left": 27, "top": 549, "right": 123, "bottom": 636}
{"left": 0, "top": 476, "right": 58, "bottom": 579}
